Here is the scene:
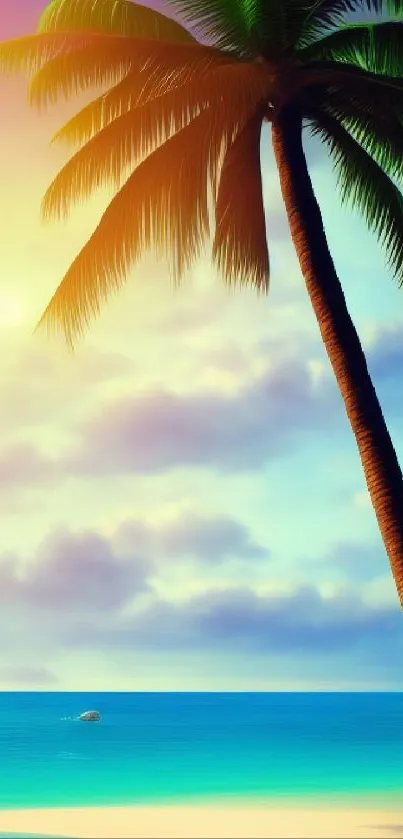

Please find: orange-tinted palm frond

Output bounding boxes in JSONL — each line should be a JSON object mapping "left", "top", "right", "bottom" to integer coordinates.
{"left": 51, "top": 49, "right": 247, "bottom": 147}
{"left": 213, "top": 113, "right": 268, "bottom": 291}
{"left": 50, "top": 70, "right": 176, "bottom": 146}
{"left": 37, "top": 61, "right": 270, "bottom": 346}
{"left": 28, "top": 36, "right": 226, "bottom": 110}
{"left": 37, "top": 108, "right": 221, "bottom": 346}
{"left": 0, "top": 30, "right": 215, "bottom": 86}
{"left": 41, "top": 87, "right": 205, "bottom": 220}
{"left": 0, "top": 31, "right": 96, "bottom": 77}
{"left": 43, "top": 60, "right": 271, "bottom": 220}
{"left": 38, "top": 0, "right": 196, "bottom": 44}
{"left": 28, "top": 42, "right": 131, "bottom": 107}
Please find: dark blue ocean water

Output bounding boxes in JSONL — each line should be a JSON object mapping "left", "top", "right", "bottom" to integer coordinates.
{"left": 0, "top": 692, "right": 402, "bottom": 809}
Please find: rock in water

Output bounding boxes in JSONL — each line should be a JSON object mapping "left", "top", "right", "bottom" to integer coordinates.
{"left": 79, "top": 710, "right": 101, "bottom": 722}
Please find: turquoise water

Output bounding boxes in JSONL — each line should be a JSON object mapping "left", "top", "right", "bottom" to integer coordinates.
{"left": 0, "top": 692, "right": 402, "bottom": 809}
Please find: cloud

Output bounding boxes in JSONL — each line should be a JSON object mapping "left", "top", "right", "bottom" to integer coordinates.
{"left": 360, "top": 323, "right": 403, "bottom": 431}
{"left": 0, "top": 527, "right": 151, "bottom": 613}
{"left": 61, "top": 583, "right": 402, "bottom": 664}
{"left": 110, "top": 511, "right": 268, "bottom": 566}
{"left": 111, "top": 520, "right": 152, "bottom": 558}
{"left": 0, "top": 442, "right": 57, "bottom": 486}
{"left": 307, "top": 540, "right": 387, "bottom": 584}
{"left": 16, "top": 345, "right": 134, "bottom": 387}
{"left": 0, "top": 510, "right": 265, "bottom": 622}
{"left": 189, "top": 585, "right": 399, "bottom": 654}
{"left": 153, "top": 288, "right": 225, "bottom": 336}
{"left": 0, "top": 344, "right": 340, "bottom": 488}
{"left": 0, "top": 516, "right": 401, "bottom": 681}
{"left": 67, "top": 356, "right": 338, "bottom": 477}
{"left": 155, "top": 513, "right": 268, "bottom": 562}
{"left": 0, "top": 343, "right": 135, "bottom": 434}
{"left": 0, "top": 664, "right": 58, "bottom": 686}
{"left": 367, "top": 322, "right": 403, "bottom": 384}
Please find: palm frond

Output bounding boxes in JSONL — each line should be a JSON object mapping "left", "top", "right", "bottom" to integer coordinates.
{"left": 28, "top": 40, "right": 132, "bottom": 106}
{"left": 28, "top": 36, "right": 226, "bottom": 109}
{"left": 37, "top": 109, "right": 223, "bottom": 347}
{"left": 213, "top": 112, "right": 269, "bottom": 290}
{"left": 0, "top": 29, "right": 217, "bottom": 86}
{"left": 38, "top": 0, "right": 196, "bottom": 43}
{"left": 299, "top": 21, "right": 403, "bottom": 76}
{"left": 52, "top": 48, "right": 237, "bottom": 147}
{"left": 166, "top": 0, "right": 286, "bottom": 57}
{"left": 336, "top": 111, "right": 403, "bottom": 186}
{"left": 37, "top": 60, "right": 271, "bottom": 345}
{"left": 307, "top": 106, "right": 403, "bottom": 285}
{"left": 289, "top": 0, "right": 358, "bottom": 50}
{"left": 0, "top": 31, "right": 95, "bottom": 77}
{"left": 50, "top": 71, "right": 168, "bottom": 146}
{"left": 299, "top": 59, "right": 403, "bottom": 100}
{"left": 254, "top": 0, "right": 288, "bottom": 57}
{"left": 43, "top": 58, "right": 270, "bottom": 219}
{"left": 292, "top": 0, "right": 401, "bottom": 50}
{"left": 41, "top": 88, "right": 204, "bottom": 220}
{"left": 301, "top": 84, "right": 403, "bottom": 182}
{"left": 286, "top": 0, "right": 353, "bottom": 50}
{"left": 49, "top": 70, "right": 167, "bottom": 145}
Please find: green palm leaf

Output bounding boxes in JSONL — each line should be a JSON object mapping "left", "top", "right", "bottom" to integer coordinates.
{"left": 307, "top": 107, "right": 403, "bottom": 284}
{"left": 288, "top": 0, "right": 356, "bottom": 50}
{"left": 337, "top": 113, "right": 403, "bottom": 186}
{"left": 328, "top": 95, "right": 402, "bottom": 183}
{"left": 300, "top": 21, "right": 403, "bottom": 75}
{"left": 166, "top": 0, "right": 286, "bottom": 56}
{"left": 294, "top": 0, "right": 402, "bottom": 49}
{"left": 301, "top": 58, "right": 403, "bottom": 97}
{"left": 301, "top": 83, "right": 403, "bottom": 181}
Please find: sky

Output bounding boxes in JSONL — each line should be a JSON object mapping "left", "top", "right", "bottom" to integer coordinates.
{"left": 0, "top": 0, "right": 402, "bottom": 692}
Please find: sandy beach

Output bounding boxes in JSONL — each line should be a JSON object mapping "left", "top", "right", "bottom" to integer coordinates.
{"left": 0, "top": 800, "right": 402, "bottom": 838}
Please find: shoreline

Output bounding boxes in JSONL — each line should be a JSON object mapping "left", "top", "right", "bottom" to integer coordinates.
{"left": 0, "top": 798, "right": 402, "bottom": 838}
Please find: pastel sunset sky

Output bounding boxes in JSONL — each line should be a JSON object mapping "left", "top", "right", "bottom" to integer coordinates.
{"left": 0, "top": 0, "right": 402, "bottom": 691}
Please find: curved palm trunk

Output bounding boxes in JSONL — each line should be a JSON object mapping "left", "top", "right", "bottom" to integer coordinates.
{"left": 271, "top": 105, "right": 403, "bottom": 609}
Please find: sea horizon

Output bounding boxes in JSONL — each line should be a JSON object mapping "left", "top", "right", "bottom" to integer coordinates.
{"left": 1, "top": 691, "right": 402, "bottom": 811}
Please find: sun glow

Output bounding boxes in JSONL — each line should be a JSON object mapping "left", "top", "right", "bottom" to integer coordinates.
{"left": 0, "top": 290, "right": 26, "bottom": 327}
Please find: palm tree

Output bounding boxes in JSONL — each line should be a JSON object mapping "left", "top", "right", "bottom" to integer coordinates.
{"left": 0, "top": 0, "right": 403, "bottom": 603}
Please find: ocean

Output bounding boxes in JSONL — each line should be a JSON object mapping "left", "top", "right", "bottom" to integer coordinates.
{"left": 0, "top": 692, "right": 402, "bottom": 810}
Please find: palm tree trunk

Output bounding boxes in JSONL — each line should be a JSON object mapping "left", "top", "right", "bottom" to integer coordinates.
{"left": 271, "top": 105, "right": 403, "bottom": 609}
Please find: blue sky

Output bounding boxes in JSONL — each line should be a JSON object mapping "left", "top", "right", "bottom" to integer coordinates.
{"left": 0, "top": 0, "right": 402, "bottom": 691}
